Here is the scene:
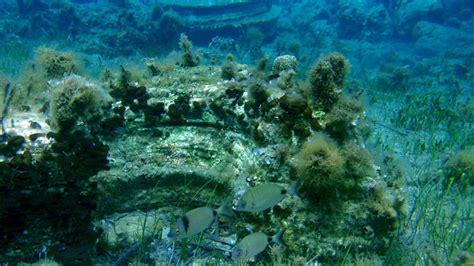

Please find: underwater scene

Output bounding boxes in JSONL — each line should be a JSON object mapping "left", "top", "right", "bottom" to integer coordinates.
{"left": 0, "top": 0, "right": 473, "bottom": 265}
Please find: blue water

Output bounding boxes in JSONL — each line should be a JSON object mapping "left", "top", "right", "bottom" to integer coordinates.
{"left": 0, "top": 0, "right": 472, "bottom": 264}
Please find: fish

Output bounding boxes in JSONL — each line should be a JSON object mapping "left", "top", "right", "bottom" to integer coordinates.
{"left": 0, "top": 117, "right": 5, "bottom": 140}
{"left": 233, "top": 180, "right": 300, "bottom": 213}
{"left": 231, "top": 230, "right": 284, "bottom": 261}
{"left": 0, "top": 82, "right": 12, "bottom": 139}
{"left": 29, "top": 121, "right": 42, "bottom": 129}
{"left": 3, "top": 82, "right": 10, "bottom": 104}
{"left": 2, "top": 84, "right": 16, "bottom": 119}
{"left": 168, "top": 201, "right": 233, "bottom": 240}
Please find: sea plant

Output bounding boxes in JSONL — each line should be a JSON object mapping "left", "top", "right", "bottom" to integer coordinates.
{"left": 245, "top": 81, "right": 270, "bottom": 116}
{"left": 325, "top": 96, "right": 364, "bottom": 143}
{"left": 241, "top": 27, "right": 264, "bottom": 59}
{"left": 50, "top": 74, "right": 112, "bottom": 133}
{"left": 36, "top": 47, "right": 81, "bottom": 79}
{"left": 309, "top": 53, "right": 350, "bottom": 112}
{"left": 398, "top": 169, "right": 473, "bottom": 265}
{"left": 341, "top": 142, "right": 375, "bottom": 180}
{"left": 221, "top": 54, "right": 237, "bottom": 81}
{"left": 292, "top": 133, "right": 346, "bottom": 204}
{"left": 109, "top": 66, "right": 149, "bottom": 114}
{"left": 0, "top": 130, "right": 109, "bottom": 263}
{"left": 158, "top": 11, "right": 186, "bottom": 48}
{"left": 179, "top": 34, "right": 199, "bottom": 67}
{"left": 272, "top": 55, "right": 298, "bottom": 76}
{"left": 445, "top": 149, "right": 474, "bottom": 188}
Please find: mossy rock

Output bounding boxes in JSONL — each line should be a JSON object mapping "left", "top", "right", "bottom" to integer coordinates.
{"left": 292, "top": 133, "right": 346, "bottom": 204}
{"left": 446, "top": 148, "right": 474, "bottom": 188}
{"left": 325, "top": 96, "right": 364, "bottom": 143}
{"left": 51, "top": 74, "right": 111, "bottom": 132}
{"left": 36, "top": 47, "right": 81, "bottom": 79}
{"left": 309, "top": 53, "right": 350, "bottom": 112}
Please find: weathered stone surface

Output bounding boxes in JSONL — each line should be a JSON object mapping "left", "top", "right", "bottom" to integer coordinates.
{"left": 155, "top": 0, "right": 253, "bottom": 7}
{"left": 413, "top": 21, "right": 474, "bottom": 56}
{"left": 336, "top": 0, "right": 390, "bottom": 39}
{"left": 399, "top": 0, "right": 442, "bottom": 21}
{"left": 156, "top": 0, "right": 280, "bottom": 29}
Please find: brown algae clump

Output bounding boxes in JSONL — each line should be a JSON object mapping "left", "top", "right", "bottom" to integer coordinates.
{"left": 221, "top": 54, "right": 237, "bottom": 80}
{"left": 341, "top": 142, "right": 375, "bottom": 180}
{"left": 179, "top": 34, "right": 199, "bottom": 67}
{"left": 36, "top": 47, "right": 82, "bottom": 79}
{"left": 50, "top": 74, "right": 112, "bottom": 133}
{"left": 446, "top": 148, "right": 474, "bottom": 188}
{"left": 309, "top": 53, "right": 350, "bottom": 112}
{"left": 325, "top": 96, "right": 364, "bottom": 143}
{"left": 292, "top": 133, "right": 345, "bottom": 203}
{"left": 272, "top": 55, "right": 298, "bottom": 75}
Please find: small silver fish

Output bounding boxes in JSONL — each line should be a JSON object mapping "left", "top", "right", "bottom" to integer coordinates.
{"left": 234, "top": 180, "right": 300, "bottom": 212}
{"left": 3, "top": 82, "right": 10, "bottom": 104}
{"left": 2, "top": 84, "right": 15, "bottom": 119}
{"left": 168, "top": 202, "right": 233, "bottom": 240}
{"left": 0, "top": 117, "right": 5, "bottom": 139}
{"left": 231, "top": 230, "right": 284, "bottom": 261}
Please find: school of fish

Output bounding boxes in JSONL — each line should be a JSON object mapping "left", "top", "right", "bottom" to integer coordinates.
{"left": 168, "top": 180, "right": 300, "bottom": 261}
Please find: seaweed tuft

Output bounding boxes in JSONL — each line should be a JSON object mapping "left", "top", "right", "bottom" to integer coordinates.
{"left": 292, "top": 133, "right": 346, "bottom": 204}
{"left": 179, "top": 34, "right": 199, "bottom": 67}
{"left": 309, "top": 53, "right": 350, "bottom": 112}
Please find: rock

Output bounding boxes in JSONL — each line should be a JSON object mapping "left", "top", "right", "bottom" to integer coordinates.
{"left": 413, "top": 21, "right": 474, "bottom": 57}
{"left": 272, "top": 55, "right": 298, "bottom": 75}
{"left": 336, "top": 0, "right": 390, "bottom": 39}
{"left": 308, "top": 20, "right": 337, "bottom": 47}
{"left": 154, "top": 0, "right": 280, "bottom": 29}
{"left": 398, "top": 0, "right": 443, "bottom": 34}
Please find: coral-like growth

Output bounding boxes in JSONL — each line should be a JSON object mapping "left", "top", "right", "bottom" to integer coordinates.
{"left": 256, "top": 56, "right": 269, "bottom": 73}
{"left": 276, "top": 70, "right": 297, "bottom": 90}
{"left": 12, "top": 48, "right": 81, "bottom": 112}
{"left": 325, "top": 96, "right": 364, "bottom": 143}
{"left": 292, "top": 133, "right": 346, "bottom": 203}
{"left": 110, "top": 66, "right": 148, "bottom": 114}
{"left": 280, "top": 92, "right": 309, "bottom": 116}
{"left": 245, "top": 81, "right": 270, "bottom": 116}
{"left": 0, "top": 130, "right": 109, "bottom": 264}
{"left": 221, "top": 54, "right": 237, "bottom": 80}
{"left": 342, "top": 142, "right": 375, "bottom": 180}
{"left": 369, "top": 183, "right": 406, "bottom": 236}
{"left": 271, "top": 55, "right": 299, "bottom": 90}
{"left": 146, "top": 62, "right": 161, "bottom": 77}
{"left": 446, "top": 148, "right": 474, "bottom": 188}
{"left": 159, "top": 11, "right": 186, "bottom": 47}
{"left": 272, "top": 55, "right": 298, "bottom": 75}
{"left": 179, "top": 34, "right": 199, "bottom": 67}
{"left": 50, "top": 74, "right": 111, "bottom": 133}
{"left": 167, "top": 94, "right": 191, "bottom": 124}
{"left": 309, "top": 53, "right": 350, "bottom": 112}
{"left": 278, "top": 92, "right": 312, "bottom": 139}
{"left": 36, "top": 47, "right": 81, "bottom": 79}
{"left": 241, "top": 27, "right": 264, "bottom": 59}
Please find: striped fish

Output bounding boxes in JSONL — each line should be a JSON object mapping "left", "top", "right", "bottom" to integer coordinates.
{"left": 231, "top": 230, "right": 284, "bottom": 261}
{"left": 168, "top": 201, "right": 233, "bottom": 239}
{"left": 233, "top": 180, "right": 300, "bottom": 212}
